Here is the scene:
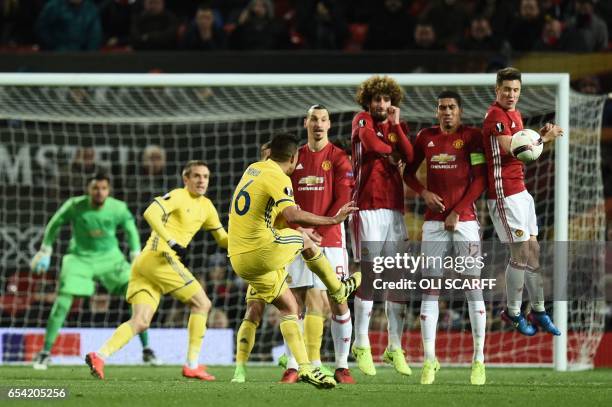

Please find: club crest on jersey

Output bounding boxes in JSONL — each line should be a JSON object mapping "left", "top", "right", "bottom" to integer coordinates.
{"left": 388, "top": 132, "right": 398, "bottom": 143}
{"left": 453, "top": 139, "right": 464, "bottom": 149}
{"left": 515, "top": 229, "right": 524, "bottom": 237}
{"left": 495, "top": 122, "right": 504, "bottom": 133}
{"left": 321, "top": 160, "right": 332, "bottom": 171}
{"left": 284, "top": 187, "right": 294, "bottom": 197}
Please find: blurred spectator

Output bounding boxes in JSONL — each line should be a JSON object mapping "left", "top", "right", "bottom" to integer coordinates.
{"left": 411, "top": 20, "right": 442, "bottom": 50}
{"left": 208, "top": 308, "right": 229, "bottom": 328}
{"left": 539, "top": 0, "right": 570, "bottom": 20}
{"left": 295, "top": 0, "right": 348, "bottom": 50}
{"left": 58, "top": 147, "right": 107, "bottom": 197}
{"left": 229, "top": 0, "right": 291, "bottom": 50}
{"left": 363, "top": 0, "right": 413, "bottom": 50}
{"left": 457, "top": 15, "right": 503, "bottom": 51}
{"left": 181, "top": 3, "right": 226, "bottom": 50}
{"left": 562, "top": 0, "right": 608, "bottom": 52}
{"left": 141, "top": 144, "right": 166, "bottom": 176}
{"left": 130, "top": 0, "right": 179, "bottom": 50}
{"left": 0, "top": 0, "right": 44, "bottom": 46}
{"left": 98, "top": 0, "right": 138, "bottom": 48}
{"left": 510, "top": 0, "right": 545, "bottom": 51}
{"left": 35, "top": 0, "right": 102, "bottom": 51}
{"left": 426, "top": 0, "right": 469, "bottom": 47}
{"left": 533, "top": 16, "right": 566, "bottom": 51}
{"left": 576, "top": 75, "right": 602, "bottom": 94}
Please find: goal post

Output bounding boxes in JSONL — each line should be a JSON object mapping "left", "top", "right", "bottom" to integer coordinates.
{"left": 0, "top": 73, "right": 604, "bottom": 370}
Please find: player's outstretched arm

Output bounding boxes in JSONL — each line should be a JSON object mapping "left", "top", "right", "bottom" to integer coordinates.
{"left": 31, "top": 198, "right": 74, "bottom": 273}
{"left": 282, "top": 201, "right": 358, "bottom": 227}
{"left": 202, "top": 201, "right": 228, "bottom": 249}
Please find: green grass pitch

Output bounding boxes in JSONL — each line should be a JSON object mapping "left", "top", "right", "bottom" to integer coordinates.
{"left": 1, "top": 366, "right": 610, "bottom": 407}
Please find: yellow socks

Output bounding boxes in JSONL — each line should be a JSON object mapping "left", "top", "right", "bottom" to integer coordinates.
{"left": 280, "top": 315, "right": 309, "bottom": 366}
{"left": 304, "top": 312, "right": 325, "bottom": 363}
{"left": 304, "top": 250, "right": 341, "bottom": 293}
{"left": 98, "top": 322, "right": 135, "bottom": 358}
{"left": 187, "top": 312, "right": 208, "bottom": 367}
{"left": 235, "top": 319, "right": 258, "bottom": 364}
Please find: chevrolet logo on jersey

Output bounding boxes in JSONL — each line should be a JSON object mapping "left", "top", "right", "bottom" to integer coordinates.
{"left": 431, "top": 154, "right": 456, "bottom": 163}
{"left": 298, "top": 176, "right": 324, "bottom": 186}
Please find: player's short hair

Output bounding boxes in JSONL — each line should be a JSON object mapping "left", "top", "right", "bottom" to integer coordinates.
{"left": 88, "top": 172, "right": 111, "bottom": 185}
{"left": 437, "top": 90, "right": 462, "bottom": 108}
{"left": 182, "top": 160, "right": 209, "bottom": 177}
{"left": 269, "top": 133, "right": 299, "bottom": 162}
{"left": 355, "top": 75, "right": 404, "bottom": 110}
{"left": 496, "top": 67, "right": 522, "bottom": 86}
{"left": 306, "top": 104, "right": 329, "bottom": 118}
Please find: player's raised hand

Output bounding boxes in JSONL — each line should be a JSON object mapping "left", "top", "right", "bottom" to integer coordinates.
{"left": 168, "top": 240, "right": 189, "bottom": 266}
{"left": 334, "top": 201, "right": 359, "bottom": 223}
{"left": 539, "top": 123, "right": 564, "bottom": 143}
{"left": 387, "top": 106, "right": 400, "bottom": 125}
{"left": 444, "top": 210, "right": 460, "bottom": 232}
{"left": 422, "top": 190, "right": 445, "bottom": 213}
{"left": 30, "top": 245, "right": 52, "bottom": 274}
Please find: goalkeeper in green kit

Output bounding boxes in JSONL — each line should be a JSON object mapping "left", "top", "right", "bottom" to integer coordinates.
{"left": 30, "top": 173, "right": 160, "bottom": 369}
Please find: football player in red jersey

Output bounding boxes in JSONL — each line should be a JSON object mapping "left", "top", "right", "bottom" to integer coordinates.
{"left": 350, "top": 75, "right": 414, "bottom": 376}
{"left": 482, "top": 67, "right": 563, "bottom": 336}
{"left": 404, "top": 90, "right": 487, "bottom": 385}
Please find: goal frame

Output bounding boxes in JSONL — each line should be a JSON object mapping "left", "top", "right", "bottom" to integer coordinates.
{"left": 0, "top": 72, "right": 571, "bottom": 371}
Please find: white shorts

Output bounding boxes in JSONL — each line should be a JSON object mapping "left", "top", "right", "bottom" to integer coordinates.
{"left": 287, "top": 247, "right": 349, "bottom": 290}
{"left": 421, "top": 220, "right": 482, "bottom": 276}
{"left": 487, "top": 190, "right": 538, "bottom": 243}
{"left": 349, "top": 208, "right": 408, "bottom": 262}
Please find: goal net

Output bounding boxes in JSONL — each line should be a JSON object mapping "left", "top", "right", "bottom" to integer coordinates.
{"left": 0, "top": 74, "right": 606, "bottom": 369}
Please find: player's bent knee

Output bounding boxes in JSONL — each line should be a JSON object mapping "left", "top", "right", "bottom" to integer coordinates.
{"left": 244, "top": 300, "right": 265, "bottom": 324}
{"left": 188, "top": 290, "right": 211, "bottom": 313}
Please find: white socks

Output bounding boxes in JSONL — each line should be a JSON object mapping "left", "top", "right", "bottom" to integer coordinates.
{"left": 386, "top": 301, "right": 405, "bottom": 351}
{"left": 505, "top": 262, "right": 526, "bottom": 316}
{"left": 466, "top": 290, "right": 486, "bottom": 363}
{"left": 420, "top": 294, "right": 439, "bottom": 361}
{"left": 525, "top": 269, "right": 545, "bottom": 312}
{"left": 331, "top": 311, "right": 352, "bottom": 369}
{"left": 353, "top": 296, "right": 373, "bottom": 348}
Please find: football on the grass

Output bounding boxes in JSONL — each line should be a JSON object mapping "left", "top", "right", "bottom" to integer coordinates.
{"left": 510, "top": 129, "right": 543, "bottom": 163}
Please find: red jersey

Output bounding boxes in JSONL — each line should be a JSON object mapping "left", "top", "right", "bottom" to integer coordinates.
{"left": 351, "top": 111, "right": 412, "bottom": 213}
{"left": 482, "top": 102, "right": 526, "bottom": 199}
{"left": 405, "top": 125, "right": 484, "bottom": 222}
{"left": 290, "top": 142, "right": 353, "bottom": 248}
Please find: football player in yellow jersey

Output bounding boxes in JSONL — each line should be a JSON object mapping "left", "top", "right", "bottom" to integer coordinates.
{"left": 85, "top": 161, "right": 228, "bottom": 381}
{"left": 228, "top": 133, "right": 361, "bottom": 389}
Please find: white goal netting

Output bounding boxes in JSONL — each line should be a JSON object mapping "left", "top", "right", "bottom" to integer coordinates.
{"left": 0, "top": 76, "right": 606, "bottom": 367}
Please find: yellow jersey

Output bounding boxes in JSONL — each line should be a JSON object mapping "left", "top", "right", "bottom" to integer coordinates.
{"left": 228, "top": 160, "right": 297, "bottom": 256}
{"left": 144, "top": 188, "right": 223, "bottom": 252}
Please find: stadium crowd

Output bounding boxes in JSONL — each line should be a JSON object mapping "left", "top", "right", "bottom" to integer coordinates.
{"left": 0, "top": 0, "right": 609, "bottom": 53}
